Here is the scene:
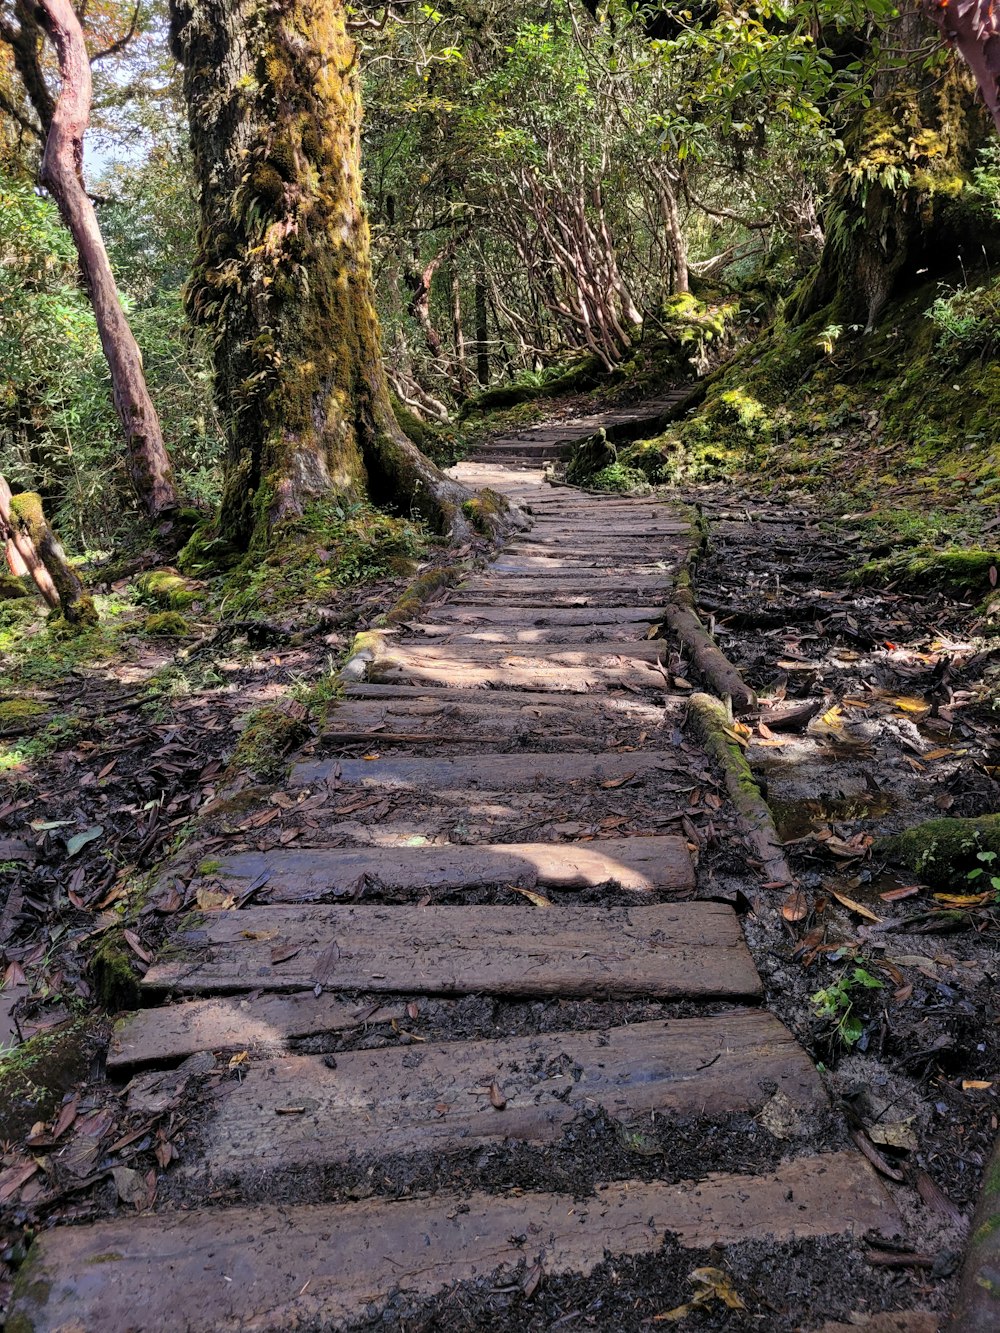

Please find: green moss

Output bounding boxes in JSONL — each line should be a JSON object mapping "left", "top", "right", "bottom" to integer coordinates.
{"left": 0, "top": 699, "right": 47, "bottom": 727}
{"left": 142, "top": 611, "right": 191, "bottom": 637}
{"left": 460, "top": 488, "right": 509, "bottom": 535}
{"left": 231, "top": 701, "right": 311, "bottom": 779}
{"left": 90, "top": 934, "right": 141, "bottom": 1011}
{"left": 878, "top": 814, "right": 1000, "bottom": 886}
{"left": 853, "top": 547, "right": 999, "bottom": 595}
{"left": 0, "top": 573, "right": 31, "bottom": 601}
{"left": 135, "top": 568, "right": 201, "bottom": 610}
{"left": 382, "top": 565, "right": 461, "bottom": 626}
{"left": 0, "top": 1017, "right": 101, "bottom": 1142}
{"left": 198, "top": 859, "right": 223, "bottom": 875}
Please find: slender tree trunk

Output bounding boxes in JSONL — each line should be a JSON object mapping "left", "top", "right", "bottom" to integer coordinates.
{"left": 36, "top": 0, "right": 179, "bottom": 520}
{"left": 450, "top": 265, "right": 471, "bottom": 399}
{"left": 2, "top": 482, "right": 95, "bottom": 622}
{"left": 172, "top": 0, "right": 487, "bottom": 548}
{"left": 474, "top": 270, "right": 490, "bottom": 386}
{"left": 0, "top": 474, "right": 59, "bottom": 608}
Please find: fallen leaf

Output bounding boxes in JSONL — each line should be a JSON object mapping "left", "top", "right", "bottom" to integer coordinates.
{"left": 880, "top": 885, "right": 921, "bottom": 902}
{"left": 124, "top": 929, "right": 153, "bottom": 964}
{"left": 489, "top": 1080, "right": 507, "bottom": 1110}
{"left": 922, "top": 747, "right": 952, "bottom": 762}
{"left": 829, "top": 889, "right": 882, "bottom": 922}
{"left": 112, "top": 1165, "right": 149, "bottom": 1207}
{"left": 195, "top": 888, "right": 234, "bottom": 911}
{"left": 0, "top": 1160, "right": 38, "bottom": 1204}
{"left": 270, "top": 944, "right": 301, "bottom": 965}
{"left": 781, "top": 890, "right": 809, "bottom": 923}
{"left": 510, "top": 886, "right": 552, "bottom": 908}
{"left": 241, "top": 928, "right": 278, "bottom": 941}
{"left": 228, "top": 1051, "right": 249, "bottom": 1072}
{"left": 65, "top": 825, "right": 104, "bottom": 858}
{"left": 867, "top": 1119, "right": 918, "bottom": 1151}
{"left": 962, "top": 1080, "right": 994, "bottom": 1091}
{"left": 601, "top": 773, "right": 635, "bottom": 788}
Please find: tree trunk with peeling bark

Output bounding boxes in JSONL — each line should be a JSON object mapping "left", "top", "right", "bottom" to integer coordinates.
{"left": 0, "top": 474, "right": 60, "bottom": 609}
{"left": 170, "top": 0, "right": 487, "bottom": 550}
{"left": 36, "top": 0, "right": 179, "bottom": 521}
{"left": 1, "top": 481, "right": 96, "bottom": 623}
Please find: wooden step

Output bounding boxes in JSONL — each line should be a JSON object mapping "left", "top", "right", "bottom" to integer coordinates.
{"left": 8, "top": 1154, "right": 898, "bottom": 1332}
{"left": 108, "top": 993, "right": 405, "bottom": 1071}
{"left": 191, "top": 1012, "right": 826, "bottom": 1181}
{"left": 406, "top": 620, "right": 656, "bottom": 644}
{"left": 383, "top": 641, "right": 666, "bottom": 663}
{"left": 142, "top": 902, "right": 762, "bottom": 999}
{"left": 172, "top": 836, "right": 695, "bottom": 903}
{"left": 423, "top": 604, "right": 664, "bottom": 625}
{"left": 291, "top": 748, "right": 683, "bottom": 792}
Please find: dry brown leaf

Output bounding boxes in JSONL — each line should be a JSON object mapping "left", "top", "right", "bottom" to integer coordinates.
{"left": 829, "top": 889, "right": 882, "bottom": 922}
{"left": 510, "top": 886, "right": 552, "bottom": 907}
{"left": 489, "top": 1080, "right": 507, "bottom": 1110}
{"left": 781, "top": 890, "right": 809, "bottom": 923}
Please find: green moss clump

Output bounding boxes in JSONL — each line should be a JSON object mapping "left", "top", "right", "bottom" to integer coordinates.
{"left": 878, "top": 814, "right": 1000, "bottom": 886}
{"left": 142, "top": 611, "right": 191, "bottom": 637}
{"left": 231, "top": 701, "right": 311, "bottom": 779}
{"left": 91, "top": 934, "right": 141, "bottom": 1011}
{"left": 853, "top": 547, "right": 999, "bottom": 595}
{"left": 135, "top": 568, "right": 201, "bottom": 610}
{"left": 391, "top": 397, "right": 459, "bottom": 467}
{"left": 458, "top": 358, "right": 601, "bottom": 418}
{"left": 382, "top": 566, "right": 460, "bottom": 626}
{"left": 0, "top": 573, "right": 31, "bottom": 601}
{"left": 460, "top": 488, "right": 509, "bottom": 535}
{"left": 0, "top": 699, "right": 47, "bottom": 727}
{"left": 177, "top": 523, "right": 242, "bottom": 576}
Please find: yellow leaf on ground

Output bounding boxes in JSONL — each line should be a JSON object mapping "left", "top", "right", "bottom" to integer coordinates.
{"left": 829, "top": 889, "right": 882, "bottom": 922}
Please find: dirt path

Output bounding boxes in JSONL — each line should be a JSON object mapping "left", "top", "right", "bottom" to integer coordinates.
{"left": 8, "top": 413, "right": 936, "bottom": 1331}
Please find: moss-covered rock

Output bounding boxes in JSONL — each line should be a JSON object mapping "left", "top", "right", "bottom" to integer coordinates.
{"left": 878, "top": 814, "right": 1000, "bottom": 886}
{"left": 135, "top": 568, "right": 202, "bottom": 610}
{"left": 0, "top": 573, "right": 31, "bottom": 601}
{"left": 231, "top": 700, "right": 311, "bottom": 779}
{"left": 460, "top": 488, "right": 510, "bottom": 535}
{"left": 142, "top": 611, "right": 191, "bottom": 637}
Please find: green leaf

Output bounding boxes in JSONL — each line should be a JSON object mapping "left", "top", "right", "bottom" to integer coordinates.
{"left": 65, "top": 826, "right": 104, "bottom": 858}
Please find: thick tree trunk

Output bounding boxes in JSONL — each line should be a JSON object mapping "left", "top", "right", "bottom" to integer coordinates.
{"left": 793, "top": 12, "right": 989, "bottom": 328}
{"left": 0, "top": 474, "right": 60, "bottom": 608}
{"left": 171, "top": 0, "right": 485, "bottom": 549}
{"left": 36, "top": 0, "right": 179, "bottom": 520}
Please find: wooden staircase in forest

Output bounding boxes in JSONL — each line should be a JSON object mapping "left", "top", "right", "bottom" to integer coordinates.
{"left": 8, "top": 404, "right": 902, "bottom": 1331}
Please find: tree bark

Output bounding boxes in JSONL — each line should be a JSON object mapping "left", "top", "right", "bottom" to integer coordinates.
{"left": 474, "top": 270, "right": 490, "bottom": 386}
{"left": 4, "top": 487, "right": 95, "bottom": 623}
{"left": 36, "top": 0, "right": 179, "bottom": 521}
{"left": 171, "top": 0, "right": 488, "bottom": 549}
{"left": 0, "top": 474, "right": 60, "bottom": 609}
{"left": 793, "top": 10, "right": 989, "bottom": 329}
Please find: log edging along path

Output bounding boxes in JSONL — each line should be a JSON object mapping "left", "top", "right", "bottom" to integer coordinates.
{"left": 8, "top": 400, "right": 907, "bottom": 1332}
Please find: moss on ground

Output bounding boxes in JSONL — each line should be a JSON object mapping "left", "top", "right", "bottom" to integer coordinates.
{"left": 90, "top": 934, "right": 142, "bottom": 1011}
{"left": 142, "top": 611, "right": 191, "bottom": 636}
{"left": 135, "top": 568, "right": 202, "bottom": 610}
{"left": 0, "top": 1016, "right": 105, "bottom": 1141}
{"left": 0, "top": 699, "right": 47, "bottom": 728}
{"left": 0, "top": 573, "right": 31, "bottom": 601}
{"left": 853, "top": 547, "right": 999, "bottom": 595}
{"left": 231, "top": 701, "right": 311, "bottom": 779}
{"left": 878, "top": 814, "right": 1000, "bottom": 886}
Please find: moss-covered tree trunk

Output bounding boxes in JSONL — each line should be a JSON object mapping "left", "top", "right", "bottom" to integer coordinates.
{"left": 170, "top": 0, "right": 482, "bottom": 549}
{"left": 794, "top": 8, "right": 990, "bottom": 330}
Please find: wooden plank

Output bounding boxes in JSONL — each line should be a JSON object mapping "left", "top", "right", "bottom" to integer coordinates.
{"left": 407, "top": 621, "right": 656, "bottom": 644}
{"left": 195, "top": 1012, "right": 825, "bottom": 1178}
{"left": 176, "top": 836, "right": 695, "bottom": 902}
{"left": 9, "top": 1154, "right": 898, "bottom": 1332}
{"left": 142, "top": 902, "right": 762, "bottom": 999}
{"left": 108, "top": 994, "right": 405, "bottom": 1072}
{"left": 424, "top": 604, "right": 664, "bottom": 625}
{"left": 384, "top": 641, "right": 666, "bottom": 664}
{"left": 291, "top": 748, "right": 681, "bottom": 791}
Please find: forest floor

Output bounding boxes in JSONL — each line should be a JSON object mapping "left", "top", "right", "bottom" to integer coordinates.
{"left": 1, "top": 392, "right": 998, "bottom": 1330}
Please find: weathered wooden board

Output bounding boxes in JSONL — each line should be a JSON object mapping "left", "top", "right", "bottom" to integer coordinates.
{"left": 291, "top": 748, "right": 681, "bottom": 791}
{"left": 424, "top": 604, "right": 664, "bottom": 625}
{"left": 142, "top": 902, "right": 761, "bottom": 999}
{"left": 9, "top": 1154, "right": 898, "bottom": 1332}
{"left": 384, "top": 641, "right": 665, "bottom": 663}
{"left": 176, "top": 836, "right": 695, "bottom": 902}
{"left": 108, "top": 994, "right": 404, "bottom": 1071}
{"left": 194, "top": 1012, "right": 826, "bottom": 1178}
{"left": 407, "top": 620, "right": 656, "bottom": 644}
